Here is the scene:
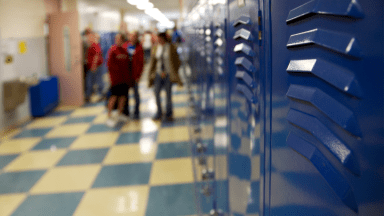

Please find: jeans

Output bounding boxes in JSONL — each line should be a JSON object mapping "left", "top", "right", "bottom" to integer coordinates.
{"left": 127, "top": 82, "right": 140, "bottom": 115}
{"left": 85, "top": 66, "right": 104, "bottom": 99}
{"left": 154, "top": 74, "right": 173, "bottom": 117}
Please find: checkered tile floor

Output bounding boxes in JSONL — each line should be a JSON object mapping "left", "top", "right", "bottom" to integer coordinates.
{"left": 0, "top": 80, "right": 203, "bottom": 216}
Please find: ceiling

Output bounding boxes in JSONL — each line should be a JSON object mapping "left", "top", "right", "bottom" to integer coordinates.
{"left": 78, "top": 0, "right": 181, "bottom": 14}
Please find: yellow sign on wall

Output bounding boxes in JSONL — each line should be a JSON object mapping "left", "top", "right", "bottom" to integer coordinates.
{"left": 18, "top": 41, "right": 27, "bottom": 54}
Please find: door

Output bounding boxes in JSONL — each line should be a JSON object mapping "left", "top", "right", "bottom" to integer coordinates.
{"left": 49, "top": 11, "right": 83, "bottom": 106}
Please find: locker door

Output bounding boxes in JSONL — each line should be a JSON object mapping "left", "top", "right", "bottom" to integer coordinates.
{"left": 267, "top": 0, "right": 384, "bottom": 215}
{"left": 226, "top": 0, "right": 263, "bottom": 215}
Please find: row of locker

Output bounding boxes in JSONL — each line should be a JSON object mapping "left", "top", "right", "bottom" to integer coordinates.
{"left": 181, "top": 0, "right": 383, "bottom": 215}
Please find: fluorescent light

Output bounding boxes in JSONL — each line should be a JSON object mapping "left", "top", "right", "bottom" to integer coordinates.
{"left": 127, "top": 0, "right": 141, "bottom": 5}
{"left": 137, "top": 2, "right": 153, "bottom": 10}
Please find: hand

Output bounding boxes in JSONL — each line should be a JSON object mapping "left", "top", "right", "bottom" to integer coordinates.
{"left": 161, "top": 73, "right": 166, "bottom": 79}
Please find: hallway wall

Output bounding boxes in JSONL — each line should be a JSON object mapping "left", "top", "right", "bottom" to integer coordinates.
{"left": 0, "top": 0, "right": 51, "bottom": 132}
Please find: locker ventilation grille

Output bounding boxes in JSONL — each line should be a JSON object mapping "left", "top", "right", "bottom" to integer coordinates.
{"left": 285, "top": 0, "right": 364, "bottom": 213}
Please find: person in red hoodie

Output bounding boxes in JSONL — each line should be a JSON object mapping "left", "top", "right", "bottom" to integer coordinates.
{"left": 105, "top": 33, "right": 131, "bottom": 127}
{"left": 85, "top": 33, "right": 104, "bottom": 103}
{"left": 123, "top": 31, "right": 144, "bottom": 119}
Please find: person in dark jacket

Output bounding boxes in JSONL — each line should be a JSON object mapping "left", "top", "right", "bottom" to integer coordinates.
{"left": 105, "top": 33, "right": 131, "bottom": 127}
{"left": 123, "top": 31, "right": 144, "bottom": 119}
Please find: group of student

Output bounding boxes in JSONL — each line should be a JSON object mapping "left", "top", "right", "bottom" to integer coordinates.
{"left": 84, "top": 29, "right": 182, "bottom": 127}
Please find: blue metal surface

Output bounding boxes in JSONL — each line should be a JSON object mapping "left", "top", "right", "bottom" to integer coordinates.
{"left": 286, "top": 59, "right": 363, "bottom": 98}
{"left": 269, "top": 0, "right": 384, "bottom": 215}
{"left": 286, "top": 0, "right": 365, "bottom": 23}
{"left": 182, "top": 0, "right": 384, "bottom": 215}
{"left": 286, "top": 28, "right": 363, "bottom": 58}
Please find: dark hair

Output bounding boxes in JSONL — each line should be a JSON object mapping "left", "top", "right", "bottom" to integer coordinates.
{"left": 132, "top": 31, "right": 140, "bottom": 45}
{"left": 158, "top": 32, "right": 170, "bottom": 43}
{"left": 82, "top": 28, "right": 92, "bottom": 36}
{"left": 118, "top": 33, "right": 128, "bottom": 43}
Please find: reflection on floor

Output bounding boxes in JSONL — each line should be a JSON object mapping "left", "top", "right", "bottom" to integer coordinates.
{"left": 0, "top": 80, "right": 200, "bottom": 216}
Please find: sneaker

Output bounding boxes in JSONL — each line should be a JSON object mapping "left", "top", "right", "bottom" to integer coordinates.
{"left": 118, "top": 114, "right": 130, "bottom": 122}
{"left": 111, "top": 110, "right": 119, "bottom": 118}
{"left": 106, "top": 118, "right": 117, "bottom": 128}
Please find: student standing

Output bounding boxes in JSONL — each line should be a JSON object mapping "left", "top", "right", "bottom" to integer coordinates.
{"left": 106, "top": 33, "right": 131, "bottom": 127}
{"left": 148, "top": 32, "right": 183, "bottom": 121}
{"left": 85, "top": 33, "right": 104, "bottom": 103}
{"left": 123, "top": 31, "right": 144, "bottom": 119}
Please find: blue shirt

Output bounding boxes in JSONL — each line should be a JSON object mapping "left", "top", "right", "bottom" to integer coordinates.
{"left": 172, "top": 30, "right": 182, "bottom": 43}
{"left": 127, "top": 44, "right": 136, "bottom": 59}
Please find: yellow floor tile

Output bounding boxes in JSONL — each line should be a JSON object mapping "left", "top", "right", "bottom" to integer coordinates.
{"left": 149, "top": 158, "right": 193, "bottom": 185}
{"left": 0, "top": 138, "right": 41, "bottom": 155}
{"left": 157, "top": 126, "right": 190, "bottom": 143}
{"left": 93, "top": 113, "right": 109, "bottom": 124}
{"left": 70, "top": 132, "right": 119, "bottom": 150}
{"left": 0, "top": 194, "right": 27, "bottom": 216}
{"left": 73, "top": 186, "right": 149, "bottom": 216}
{"left": 120, "top": 121, "right": 142, "bottom": 132}
{"left": 251, "top": 155, "right": 260, "bottom": 181}
{"left": 173, "top": 108, "right": 187, "bottom": 118}
{"left": 4, "top": 149, "right": 67, "bottom": 171}
{"left": 172, "top": 94, "right": 188, "bottom": 103}
{"left": 103, "top": 143, "right": 157, "bottom": 165}
{"left": 194, "top": 156, "right": 227, "bottom": 181}
{"left": 26, "top": 117, "right": 67, "bottom": 129}
{"left": 215, "top": 98, "right": 227, "bottom": 107}
{"left": 45, "top": 124, "right": 90, "bottom": 138}
{"left": 70, "top": 106, "right": 105, "bottom": 117}
{"left": 30, "top": 165, "right": 101, "bottom": 194}
{"left": 56, "top": 105, "right": 78, "bottom": 111}
{"left": 201, "top": 125, "right": 214, "bottom": 140}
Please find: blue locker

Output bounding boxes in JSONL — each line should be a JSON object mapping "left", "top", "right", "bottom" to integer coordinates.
{"left": 266, "top": 0, "right": 384, "bottom": 215}
{"left": 183, "top": 0, "right": 383, "bottom": 215}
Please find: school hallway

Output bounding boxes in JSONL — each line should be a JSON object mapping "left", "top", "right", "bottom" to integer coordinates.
{"left": 0, "top": 70, "right": 203, "bottom": 216}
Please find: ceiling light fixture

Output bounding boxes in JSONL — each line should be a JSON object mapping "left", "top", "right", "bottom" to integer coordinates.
{"left": 137, "top": 2, "right": 153, "bottom": 10}
{"left": 127, "top": 0, "right": 140, "bottom": 5}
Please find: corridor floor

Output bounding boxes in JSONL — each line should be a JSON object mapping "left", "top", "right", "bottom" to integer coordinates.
{"left": 0, "top": 80, "right": 200, "bottom": 216}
